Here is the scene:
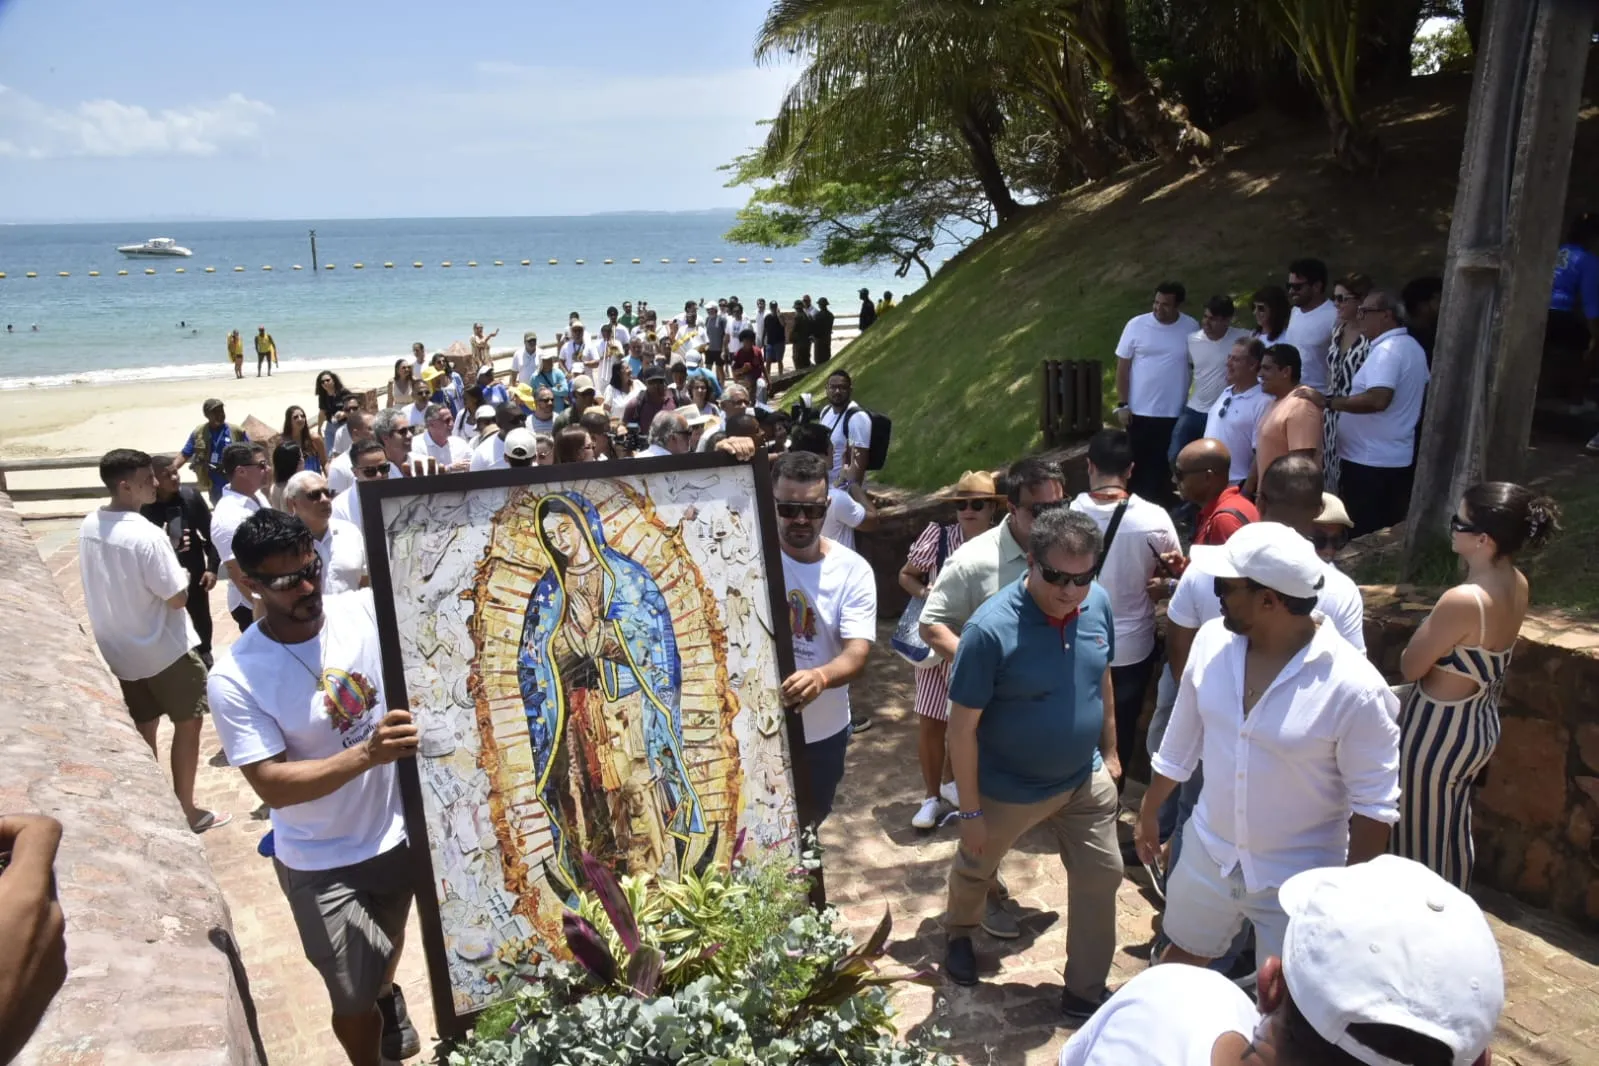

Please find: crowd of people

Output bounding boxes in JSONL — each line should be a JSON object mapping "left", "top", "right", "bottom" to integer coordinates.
{"left": 0, "top": 260, "right": 1566, "bottom": 1066}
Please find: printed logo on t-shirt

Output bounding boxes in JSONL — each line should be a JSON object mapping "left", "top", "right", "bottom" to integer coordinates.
{"left": 322, "top": 668, "right": 379, "bottom": 734}
{"left": 788, "top": 589, "right": 817, "bottom": 642}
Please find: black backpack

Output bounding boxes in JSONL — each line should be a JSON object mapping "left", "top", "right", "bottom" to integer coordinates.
{"left": 827, "top": 403, "right": 892, "bottom": 471}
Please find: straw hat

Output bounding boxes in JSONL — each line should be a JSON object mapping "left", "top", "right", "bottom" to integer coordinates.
{"left": 953, "top": 470, "right": 999, "bottom": 498}
{"left": 1316, "top": 492, "right": 1354, "bottom": 528}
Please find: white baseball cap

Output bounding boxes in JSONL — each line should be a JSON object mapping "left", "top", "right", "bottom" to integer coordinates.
{"left": 474, "top": 404, "right": 497, "bottom": 421}
{"left": 1189, "top": 521, "right": 1325, "bottom": 599}
{"left": 683, "top": 350, "right": 703, "bottom": 368}
{"left": 1279, "top": 855, "right": 1504, "bottom": 1066}
{"left": 503, "top": 428, "right": 539, "bottom": 462}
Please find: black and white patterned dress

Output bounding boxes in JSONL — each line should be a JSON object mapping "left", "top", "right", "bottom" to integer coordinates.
{"left": 1323, "top": 324, "right": 1370, "bottom": 492}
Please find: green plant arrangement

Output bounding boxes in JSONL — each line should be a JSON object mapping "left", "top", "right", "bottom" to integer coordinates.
{"left": 444, "top": 834, "right": 951, "bottom": 1065}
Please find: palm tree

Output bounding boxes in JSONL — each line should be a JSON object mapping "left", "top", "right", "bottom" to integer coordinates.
{"left": 1255, "top": 0, "right": 1382, "bottom": 170}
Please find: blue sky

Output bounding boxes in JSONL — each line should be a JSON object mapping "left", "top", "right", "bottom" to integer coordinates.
{"left": 0, "top": 0, "right": 797, "bottom": 221}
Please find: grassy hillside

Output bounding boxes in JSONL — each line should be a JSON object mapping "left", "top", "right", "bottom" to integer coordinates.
{"left": 801, "top": 74, "right": 1599, "bottom": 493}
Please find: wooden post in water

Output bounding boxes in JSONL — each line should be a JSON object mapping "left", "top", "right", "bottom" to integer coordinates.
{"left": 1403, "top": 0, "right": 1593, "bottom": 580}
{"left": 309, "top": 229, "right": 318, "bottom": 274}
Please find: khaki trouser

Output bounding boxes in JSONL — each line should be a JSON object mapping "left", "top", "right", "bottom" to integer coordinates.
{"left": 944, "top": 766, "right": 1123, "bottom": 998}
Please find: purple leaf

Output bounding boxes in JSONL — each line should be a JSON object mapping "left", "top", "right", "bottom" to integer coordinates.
{"left": 626, "top": 944, "right": 664, "bottom": 997}
{"left": 580, "top": 851, "right": 641, "bottom": 954}
{"left": 731, "top": 827, "right": 748, "bottom": 864}
{"left": 562, "top": 912, "right": 618, "bottom": 985}
{"left": 862, "top": 907, "right": 892, "bottom": 958}
{"left": 697, "top": 943, "right": 723, "bottom": 963}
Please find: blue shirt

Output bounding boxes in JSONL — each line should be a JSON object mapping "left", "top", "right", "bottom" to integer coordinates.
{"left": 685, "top": 366, "right": 722, "bottom": 401}
{"left": 480, "top": 382, "right": 510, "bottom": 408}
{"left": 531, "top": 369, "right": 570, "bottom": 412}
{"left": 948, "top": 579, "right": 1114, "bottom": 804}
{"left": 1551, "top": 243, "right": 1599, "bottom": 318}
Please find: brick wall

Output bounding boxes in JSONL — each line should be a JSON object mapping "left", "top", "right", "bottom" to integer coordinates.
{"left": 0, "top": 493, "right": 262, "bottom": 1064}
{"left": 1362, "top": 588, "right": 1599, "bottom": 929}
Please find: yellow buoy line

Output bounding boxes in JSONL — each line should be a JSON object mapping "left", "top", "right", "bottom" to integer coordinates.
{"left": 0, "top": 255, "right": 825, "bottom": 277}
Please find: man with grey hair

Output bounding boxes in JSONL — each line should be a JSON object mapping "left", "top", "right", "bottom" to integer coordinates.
{"left": 700, "top": 383, "right": 752, "bottom": 451}
{"left": 411, "top": 402, "right": 473, "bottom": 471}
{"left": 325, "top": 408, "right": 377, "bottom": 494}
{"left": 641, "top": 410, "right": 692, "bottom": 458}
{"left": 284, "top": 471, "right": 367, "bottom": 593}
{"left": 942, "top": 506, "right": 1123, "bottom": 1022}
{"left": 372, "top": 407, "right": 420, "bottom": 476}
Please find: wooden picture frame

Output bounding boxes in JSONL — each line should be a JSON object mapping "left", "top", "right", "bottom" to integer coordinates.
{"left": 357, "top": 452, "right": 813, "bottom": 1037}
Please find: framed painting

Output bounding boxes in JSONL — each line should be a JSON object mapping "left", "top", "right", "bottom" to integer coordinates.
{"left": 358, "top": 453, "right": 811, "bottom": 1036}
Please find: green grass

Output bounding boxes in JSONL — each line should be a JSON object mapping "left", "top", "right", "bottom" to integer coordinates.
{"left": 796, "top": 74, "right": 1599, "bottom": 493}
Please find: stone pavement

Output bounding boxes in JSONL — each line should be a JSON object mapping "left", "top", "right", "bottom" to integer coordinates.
{"left": 33, "top": 522, "right": 1599, "bottom": 1066}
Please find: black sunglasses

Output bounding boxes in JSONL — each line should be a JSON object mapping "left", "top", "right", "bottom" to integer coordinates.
{"left": 248, "top": 554, "right": 323, "bottom": 592}
{"left": 1311, "top": 531, "right": 1348, "bottom": 551}
{"left": 955, "top": 499, "right": 991, "bottom": 512}
{"left": 1037, "top": 562, "right": 1096, "bottom": 588}
{"left": 302, "top": 488, "right": 333, "bottom": 502}
{"left": 357, "top": 464, "right": 390, "bottom": 479}
{"left": 1448, "top": 514, "right": 1480, "bottom": 536}
{"left": 776, "top": 501, "right": 829, "bottom": 520}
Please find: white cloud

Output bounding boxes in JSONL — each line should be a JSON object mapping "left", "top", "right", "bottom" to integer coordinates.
{"left": 0, "top": 85, "right": 273, "bottom": 159}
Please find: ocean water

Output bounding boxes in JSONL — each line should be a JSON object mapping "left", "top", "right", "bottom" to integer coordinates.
{"left": 0, "top": 213, "right": 922, "bottom": 389}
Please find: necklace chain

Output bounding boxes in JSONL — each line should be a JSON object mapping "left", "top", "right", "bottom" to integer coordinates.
{"left": 262, "top": 618, "right": 324, "bottom": 690}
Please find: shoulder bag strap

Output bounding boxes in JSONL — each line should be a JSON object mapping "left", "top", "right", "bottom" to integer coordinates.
{"left": 934, "top": 524, "right": 952, "bottom": 573}
{"left": 1095, "top": 499, "right": 1130, "bottom": 575}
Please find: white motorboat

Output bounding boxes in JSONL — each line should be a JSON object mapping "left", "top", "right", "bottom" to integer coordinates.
{"left": 116, "top": 237, "right": 193, "bottom": 258}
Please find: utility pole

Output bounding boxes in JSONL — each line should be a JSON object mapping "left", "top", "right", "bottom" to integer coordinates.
{"left": 309, "top": 229, "right": 318, "bottom": 274}
{"left": 1402, "top": 0, "right": 1593, "bottom": 580}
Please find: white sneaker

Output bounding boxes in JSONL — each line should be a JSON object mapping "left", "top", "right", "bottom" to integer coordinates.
{"left": 940, "top": 780, "right": 960, "bottom": 808}
{"left": 912, "top": 796, "right": 943, "bottom": 830}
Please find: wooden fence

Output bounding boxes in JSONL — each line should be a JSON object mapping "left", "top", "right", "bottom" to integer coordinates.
{"left": 1041, "top": 359, "right": 1104, "bottom": 448}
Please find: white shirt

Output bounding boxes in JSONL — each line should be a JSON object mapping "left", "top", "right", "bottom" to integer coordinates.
{"left": 1282, "top": 300, "right": 1338, "bottom": 390}
{"left": 470, "top": 434, "right": 507, "bottom": 471}
{"left": 604, "top": 379, "right": 644, "bottom": 416}
{"left": 782, "top": 542, "right": 877, "bottom": 743}
{"left": 1338, "top": 327, "right": 1430, "bottom": 468}
{"left": 315, "top": 519, "right": 367, "bottom": 595}
{"left": 412, "top": 431, "right": 473, "bottom": 470}
{"left": 1203, "top": 384, "right": 1272, "bottom": 484}
{"left": 1069, "top": 492, "right": 1180, "bottom": 666}
{"left": 1152, "top": 617, "right": 1401, "bottom": 892}
{"left": 1186, "top": 326, "right": 1250, "bottom": 412}
{"left": 399, "top": 403, "right": 427, "bottom": 428}
{"left": 332, "top": 481, "right": 366, "bottom": 531}
{"left": 820, "top": 403, "right": 872, "bottom": 481}
{"left": 208, "top": 590, "right": 407, "bottom": 872}
{"left": 329, "top": 422, "right": 352, "bottom": 459}
{"left": 559, "top": 340, "right": 593, "bottom": 373}
{"left": 511, "top": 345, "right": 541, "bottom": 383}
{"left": 1060, "top": 964, "right": 1260, "bottom": 1066}
{"left": 212, "top": 486, "right": 265, "bottom": 612}
{"left": 326, "top": 451, "right": 355, "bottom": 495}
{"left": 1116, "top": 311, "right": 1200, "bottom": 418}
{"left": 1167, "top": 548, "right": 1366, "bottom": 653}
{"left": 78, "top": 509, "right": 197, "bottom": 680}
{"left": 821, "top": 486, "right": 867, "bottom": 550}
{"left": 605, "top": 322, "right": 630, "bottom": 346}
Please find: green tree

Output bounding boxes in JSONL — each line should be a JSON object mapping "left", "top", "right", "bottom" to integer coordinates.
{"left": 1254, "top": 0, "right": 1383, "bottom": 170}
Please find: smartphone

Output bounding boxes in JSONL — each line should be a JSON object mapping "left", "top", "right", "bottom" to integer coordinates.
{"left": 1148, "top": 539, "right": 1172, "bottom": 578}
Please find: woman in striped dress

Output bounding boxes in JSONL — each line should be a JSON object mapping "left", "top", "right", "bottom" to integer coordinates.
{"left": 1392, "top": 482, "right": 1559, "bottom": 889}
{"left": 1322, "top": 272, "right": 1372, "bottom": 491}
{"left": 898, "top": 471, "right": 1002, "bottom": 830}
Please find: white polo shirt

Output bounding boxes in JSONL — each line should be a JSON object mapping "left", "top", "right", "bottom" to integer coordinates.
{"left": 1203, "top": 385, "right": 1272, "bottom": 484}
{"left": 1166, "top": 546, "right": 1366, "bottom": 653}
{"left": 1068, "top": 492, "right": 1180, "bottom": 666}
{"left": 1282, "top": 299, "right": 1338, "bottom": 390}
{"left": 1060, "top": 964, "right": 1259, "bottom": 1066}
{"left": 1337, "top": 327, "right": 1430, "bottom": 469}
{"left": 1186, "top": 326, "right": 1250, "bottom": 413}
{"left": 1152, "top": 617, "right": 1400, "bottom": 891}
{"left": 1116, "top": 311, "right": 1199, "bottom": 418}
{"left": 315, "top": 518, "right": 368, "bottom": 595}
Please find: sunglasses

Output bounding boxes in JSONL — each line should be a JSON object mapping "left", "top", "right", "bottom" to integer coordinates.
{"left": 1312, "top": 531, "right": 1349, "bottom": 551}
{"left": 1026, "top": 499, "right": 1068, "bottom": 518}
{"left": 1332, "top": 293, "right": 1358, "bottom": 304}
{"left": 1286, "top": 281, "right": 1307, "bottom": 292}
{"left": 1448, "top": 514, "right": 1481, "bottom": 536}
{"left": 1217, "top": 394, "right": 1234, "bottom": 418}
{"left": 248, "top": 554, "right": 323, "bottom": 592}
{"left": 302, "top": 488, "right": 333, "bottom": 502}
{"left": 954, "top": 499, "right": 991, "bottom": 512}
{"left": 1037, "top": 562, "right": 1095, "bottom": 588}
{"left": 776, "top": 501, "right": 829, "bottom": 520}
{"left": 1212, "top": 577, "right": 1260, "bottom": 599}
{"left": 357, "top": 464, "right": 391, "bottom": 478}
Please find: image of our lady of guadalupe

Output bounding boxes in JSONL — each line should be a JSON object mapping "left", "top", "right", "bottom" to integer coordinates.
{"left": 517, "top": 491, "right": 710, "bottom": 905}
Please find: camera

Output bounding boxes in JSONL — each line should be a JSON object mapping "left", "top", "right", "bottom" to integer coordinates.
{"left": 611, "top": 426, "right": 646, "bottom": 455}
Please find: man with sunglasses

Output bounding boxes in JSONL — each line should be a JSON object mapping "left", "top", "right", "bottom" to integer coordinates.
{"left": 774, "top": 450, "right": 877, "bottom": 825}
{"left": 332, "top": 439, "right": 393, "bottom": 533}
{"left": 942, "top": 508, "right": 1122, "bottom": 1021}
{"left": 208, "top": 509, "right": 422, "bottom": 1066}
{"left": 285, "top": 471, "right": 367, "bottom": 594}
{"left": 1203, "top": 338, "right": 1271, "bottom": 485}
{"left": 325, "top": 409, "right": 376, "bottom": 495}
{"left": 1135, "top": 521, "right": 1399, "bottom": 975}
{"left": 411, "top": 403, "right": 473, "bottom": 473}
{"left": 211, "top": 441, "right": 272, "bottom": 633}
{"left": 1281, "top": 257, "right": 1336, "bottom": 390}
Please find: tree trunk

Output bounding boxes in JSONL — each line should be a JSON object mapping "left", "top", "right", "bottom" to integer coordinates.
{"left": 1324, "top": 99, "right": 1383, "bottom": 172}
{"left": 956, "top": 110, "right": 1020, "bottom": 223}
{"left": 1071, "top": 0, "right": 1218, "bottom": 164}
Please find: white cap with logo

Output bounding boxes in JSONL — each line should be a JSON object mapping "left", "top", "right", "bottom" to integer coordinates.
{"left": 502, "top": 428, "right": 539, "bottom": 462}
{"left": 1279, "top": 855, "right": 1505, "bottom": 1066}
{"left": 1189, "top": 521, "right": 1326, "bottom": 599}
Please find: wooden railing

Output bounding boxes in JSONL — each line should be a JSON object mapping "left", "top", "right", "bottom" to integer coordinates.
{"left": 0, "top": 455, "right": 107, "bottom": 502}
{"left": 1041, "top": 359, "right": 1105, "bottom": 448}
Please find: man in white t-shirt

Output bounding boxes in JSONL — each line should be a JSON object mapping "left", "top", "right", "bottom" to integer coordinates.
{"left": 207, "top": 508, "right": 421, "bottom": 1066}
{"left": 327, "top": 393, "right": 365, "bottom": 460}
{"left": 332, "top": 439, "right": 393, "bottom": 533}
{"left": 80, "top": 448, "right": 230, "bottom": 834}
{"left": 1203, "top": 337, "right": 1272, "bottom": 485}
{"left": 1062, "top": 856, "right": 1504, "bottom": 1066}
{"left": 325, "top": 410, "right": 375, "bottom": 496}
{"left": 1306, "top": 289, "right": 1430, "bottom": 538}
{"left": 1113, "top": 281, "right": 1199, "bottom": 507}
{"left": 471, "top": 404, "right": 524, "bottom": 471}
{"left": 211, "top": 440, "right": 271, "bottom": 633}
{"left": 1069, "top": 430, "right": 1179, "bottom": 779}
{"left": 411, "top": 403, "right": 473, "bottom": 472}
{"left": 1282, "top": 257, "right": 1337, "bottom": 390}
{"left": 559, "top": 320, "right": 594, "bottom": 373}
{"left": 284, "top": 471, "right": 367, "bottom": 594}
{"left": 1173, "top": 295, "right": 1251, "bottom": 463}
{"left": 786, "top": 422, "right": 873, "bottom": 551}
{"left": 773, "top": 450, "right": 877, "bottom": 824}
{"left": 817, "top": 369, "right": 873, "bottom": 484}
{"left": 510, "top": 330, "right": 540, "bottom": 385}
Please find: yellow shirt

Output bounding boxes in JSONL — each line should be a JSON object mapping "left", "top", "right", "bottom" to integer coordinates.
{"left": 227, "top": 334, "right": 243, "bottom": 358}
{"left": 254, "top": 332, "right": 275, "bottom": 355}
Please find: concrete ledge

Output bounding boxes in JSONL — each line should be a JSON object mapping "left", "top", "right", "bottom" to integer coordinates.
{"left": 0, "top": 492, "right": 263, "bottom": 1065}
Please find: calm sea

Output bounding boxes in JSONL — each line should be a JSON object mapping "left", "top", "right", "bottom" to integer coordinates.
{"left": 0, "top": 213, "right": 922, "bottom": 389}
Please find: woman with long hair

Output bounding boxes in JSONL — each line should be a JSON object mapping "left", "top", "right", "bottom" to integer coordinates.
{"left": 391, "top": 359, "right": 417, "bottom": 407}
{"left": 1322, "top": 272, "right": 1373, "bottom": 491}
{"left": 314, "top": 371, "right": 346, "bottom": 432}
{"left": 1392, "top": 482, "right": 1559, "bottom": 889}
{"left": 897, "top": 471, "right": 1005, "bottom": 829}
{"left": 687, "top": 376, "right": 720, "bottom": 421}
{"left": 268, "top": 441, "right": 304, "bottom": 511}
{"left": 605, "top": 361, "right": 643, "bottom": 417}
{"left": 1251, "top": 285, "right": 1292, "bottom": 345}
{"left": 552, "top": 425, "right": 596, "bottom": 464}
{"left": 281, "top": 405, "right": 326, "bottom": 474}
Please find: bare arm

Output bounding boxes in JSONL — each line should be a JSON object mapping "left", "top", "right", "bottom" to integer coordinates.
{"left": 1398, "top": 588, "right": 1476, "bottom": 682}
{"left": 1115, "top": 357, "right": 1132, "bottom": 406}
{"left": 1099, "top": 667, "right": 1120, "bottom": 783}
{"left": 899, "top": 562, "right": 931, "bottom": 599}
{"left": 1333, "top": 386, "right": 1394, "bottom": 415}
{"left": 237, "top": 709, "right": 416, "bottom": 809}
{"left": 918, "top": 622, "right": 961, "bottom": 660}
{"left": 780, "top": 638, "right": 871, "bottom": 710}
{"left": 948, "top": 701, "right": 982, "bottom": 816}
{"left": 165, "top": 589, "right": 188, "bottom": 609}
{"left": 1347, "top": 814, "right": 1390, "bottom": 864}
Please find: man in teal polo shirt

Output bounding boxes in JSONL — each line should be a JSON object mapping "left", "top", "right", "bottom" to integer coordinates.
{"left": 943, "top": 507, "right": 1124, "bottom": 1021}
